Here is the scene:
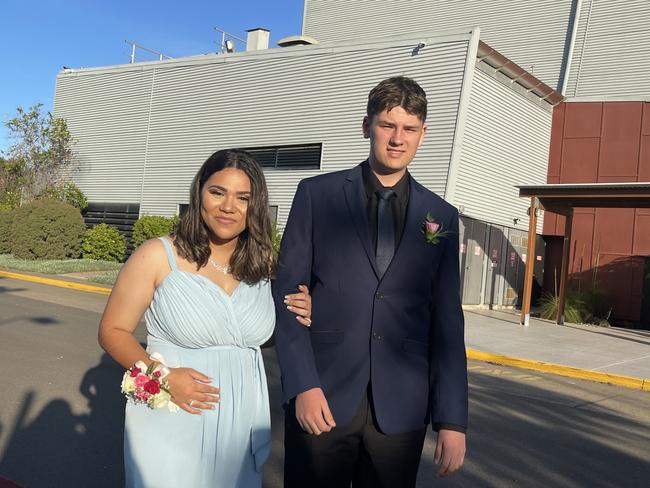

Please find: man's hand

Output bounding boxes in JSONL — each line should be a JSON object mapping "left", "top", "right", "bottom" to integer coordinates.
{"left": 295, "top": 387, "right": 336, "bottom": 435}
{"left": 434, "top": 429, "right": 466, "bottom": 477}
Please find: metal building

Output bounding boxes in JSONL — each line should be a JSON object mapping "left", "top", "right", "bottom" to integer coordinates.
{"left": 303, "top": 0, "right": 650, "bottom": 98}
{"left": 54, "top": 25, "right": 559, "bottom": 308}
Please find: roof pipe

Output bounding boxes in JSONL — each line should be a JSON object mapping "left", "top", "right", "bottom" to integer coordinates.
{"left": 559, "top": 0, "right": 583, "bottom": 95}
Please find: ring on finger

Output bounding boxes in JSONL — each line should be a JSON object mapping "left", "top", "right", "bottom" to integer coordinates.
{"left": 189, "top": 399, "right": 195, "bottom": 407}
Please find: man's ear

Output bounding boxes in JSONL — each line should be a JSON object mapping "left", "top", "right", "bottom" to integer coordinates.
{"left": 362, "top": 116, "right": 370, "bottom": 139}
{"left": 418, "top": 123, "right": 427, "bottom": 147}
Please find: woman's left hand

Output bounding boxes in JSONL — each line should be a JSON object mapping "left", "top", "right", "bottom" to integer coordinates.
{"left": 285, "top": 284, "right": 312, "bottom": 327}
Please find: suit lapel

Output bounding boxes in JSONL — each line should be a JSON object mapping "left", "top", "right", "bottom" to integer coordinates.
{"left": 343, "top": 165, "right": 380, "bottom": 279}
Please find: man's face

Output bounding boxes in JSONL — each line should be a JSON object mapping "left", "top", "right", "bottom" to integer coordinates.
{"left": 362, "top": 106, "right": 427, "bottom": 174}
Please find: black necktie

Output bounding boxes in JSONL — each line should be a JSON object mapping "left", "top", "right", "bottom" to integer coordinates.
{"left": 376, "top": 188, "right": 395, "bottom": 277}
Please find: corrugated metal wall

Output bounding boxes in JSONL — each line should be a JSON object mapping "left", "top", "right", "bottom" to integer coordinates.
{"left": 54, "top": 35, "right": 470, "bottom": 226}
{"left": 53, "top": 71, "right": 154, "bottom": 203}
{"left": 564, "top": 0, "right": 650, "bottom": 97}
{"left": 451, "top": 69, "right": 551, "bottom": 233}
{"left": 303, "top": 0, "right": 574, "bottom": 90}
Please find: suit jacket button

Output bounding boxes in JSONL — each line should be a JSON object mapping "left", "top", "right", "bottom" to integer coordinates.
{"left": 375, "top": 291, "right": 384, "bottom": 299}
{"left": 373, "top": 333, "right": 382, "bottom": 340}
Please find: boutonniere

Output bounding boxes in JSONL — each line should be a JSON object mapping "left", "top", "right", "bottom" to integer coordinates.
{"left": 422, "top": 213, "right": 449, "bottom": 244}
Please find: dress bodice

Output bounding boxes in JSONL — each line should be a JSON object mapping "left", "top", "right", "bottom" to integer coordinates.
{"left": 144, "top": 237, "right": 275, "bottom": 349}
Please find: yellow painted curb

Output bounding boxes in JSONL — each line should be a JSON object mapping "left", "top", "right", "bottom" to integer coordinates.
{"left": 467, "top": 349, "right": 648, "bottom": 391}
{"left": 0, "top": 270, "right": 112, "bottom": 295}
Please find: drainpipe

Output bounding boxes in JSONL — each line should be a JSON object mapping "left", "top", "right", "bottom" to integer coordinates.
{"left": 560, "top": 0, "right": 583, "bottom": 95}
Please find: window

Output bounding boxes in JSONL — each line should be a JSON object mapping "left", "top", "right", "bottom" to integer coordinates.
{"left": 178, "top": 203, "right": 189, "bottom": 216}
{"left": 238, "top": 143, "right": 322, "bottom": 170}
{"left": 269, "top": 205, "right": 278, "bottom": 223}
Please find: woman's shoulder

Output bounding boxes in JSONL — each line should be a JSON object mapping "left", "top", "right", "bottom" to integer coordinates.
{"left": 124, "top": 236, "right": 172, "bottom": 273}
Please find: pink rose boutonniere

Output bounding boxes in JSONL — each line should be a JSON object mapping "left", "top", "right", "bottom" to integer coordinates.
{"left": 422, "top": 213, "right": 450, "bottom": 244}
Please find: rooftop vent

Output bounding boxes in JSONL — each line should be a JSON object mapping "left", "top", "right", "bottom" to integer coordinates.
{"left": 277, "top": 35, "right": 320, "bottom": 48}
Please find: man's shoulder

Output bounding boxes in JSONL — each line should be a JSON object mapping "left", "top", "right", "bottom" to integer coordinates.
{"left": 299, "top": 167, "right": 354, "bottom": 190}
{"left": 410, "top": 177, "right": 458, "bottom": 218}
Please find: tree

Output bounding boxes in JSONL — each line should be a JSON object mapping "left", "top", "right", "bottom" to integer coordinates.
{"left": 2, "top": 104, "right": 77, "bottom": 206}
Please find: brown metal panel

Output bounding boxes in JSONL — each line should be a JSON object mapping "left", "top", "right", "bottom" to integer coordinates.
{"left": 598, "top": 102, "right": 643, "bottom": 180}
{"left": 633, "top": 210, "right": 650, "bottom": 255}
{"left": 596, "top": 253, "right": 644, "bottom": 321}
{"left": 563, "top": 102, "right": 602, "bottom": 139}
{"left": 594, "top": 208, "right": 635, "bottom": 255}
{"left": 548, "top": 103, "right": 565, "bottom": 179}
{"left": 569, "top": 211, "right": 595, "bottom": 290}
{"left": 642, "top": 103, "right": 650, "bottom": 136}
{"left": 561, "top": 138, "right": 600, "bottom": 183}
{"left": 640, "top": 135, "right": 650, "bottom": 182}
{"left": 543, "top": 211, "right": 560, "bottom": 236}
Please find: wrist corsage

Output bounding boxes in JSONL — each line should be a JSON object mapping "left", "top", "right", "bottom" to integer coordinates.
{"left": 121, "top": 352, "right": 179, "bottom": 412}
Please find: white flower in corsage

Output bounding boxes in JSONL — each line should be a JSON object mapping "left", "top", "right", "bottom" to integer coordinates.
{"left": 121, "top": 352, "right": 179, "bottom": 413}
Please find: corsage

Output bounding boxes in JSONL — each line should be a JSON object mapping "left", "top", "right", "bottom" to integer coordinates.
{"left": 121, "top": 352, "right": 179, "bottom": 412}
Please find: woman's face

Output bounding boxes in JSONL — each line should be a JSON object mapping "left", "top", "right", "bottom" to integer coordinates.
{"left": 200, "top": 167, "right": 251, "bottom": 243}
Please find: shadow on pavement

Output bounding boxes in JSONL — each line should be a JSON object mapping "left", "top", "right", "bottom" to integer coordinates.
{"left": 0, "top": 351, "right": 648, "bottom": 488}
{"left": 0, "top": 354, "right": 125, "bottom": 487}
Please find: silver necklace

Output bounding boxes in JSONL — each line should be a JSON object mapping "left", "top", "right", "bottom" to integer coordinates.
{"left": 208, "top": 258, "right": 231, "bottom": 275}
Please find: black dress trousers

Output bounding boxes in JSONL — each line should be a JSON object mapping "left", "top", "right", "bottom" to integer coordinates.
{"left": 283, "top": 388, "right": 426, "bottom": 488}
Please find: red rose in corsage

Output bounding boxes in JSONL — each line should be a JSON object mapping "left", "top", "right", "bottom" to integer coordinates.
{"left": 422, "top": 213, "right": 450, "bottom": 245}
{"left": 120, "top": 353, "right": 178, "bottom": 412}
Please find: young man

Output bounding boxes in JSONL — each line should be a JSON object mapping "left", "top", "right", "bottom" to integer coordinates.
{"left": 274, "top": 76, "right": 467, "bottom": 487}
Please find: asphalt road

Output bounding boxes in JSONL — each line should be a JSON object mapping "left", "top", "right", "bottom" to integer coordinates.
{"left": 1, "top": 276, "right": 649, "bottom": 487}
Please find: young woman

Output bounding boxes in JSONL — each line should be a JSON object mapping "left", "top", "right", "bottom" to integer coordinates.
{"left": 99, "top": 149, "right": 311, "bottom": 487}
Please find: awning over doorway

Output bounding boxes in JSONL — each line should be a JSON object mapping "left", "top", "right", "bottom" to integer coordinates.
{"left": 516, "top": 183, "right": 650, "bottom": 326}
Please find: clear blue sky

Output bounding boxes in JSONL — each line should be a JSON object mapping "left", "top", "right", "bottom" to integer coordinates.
{"left": 0, "top": 0, "right": 304, "bottom": 153}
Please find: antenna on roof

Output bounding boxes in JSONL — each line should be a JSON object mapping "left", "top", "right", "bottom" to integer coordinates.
{"left": 125, "top": 40, "right": 174, "bottom": 64}
{"left": 214, "top": 27, "right": 246, "bottom": 53}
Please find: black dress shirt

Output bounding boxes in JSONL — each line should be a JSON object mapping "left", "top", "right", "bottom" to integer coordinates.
{"left": 362, "top": 160, "right": 410, "bottom": 250}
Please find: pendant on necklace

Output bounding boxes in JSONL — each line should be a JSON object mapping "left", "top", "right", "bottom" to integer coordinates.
{"left": 209, "top": 258, "right": 231, "bottom": 275}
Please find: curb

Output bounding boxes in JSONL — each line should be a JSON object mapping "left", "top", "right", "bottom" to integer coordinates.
{"left": 467, "top": 349, "right": 649, "bottom": 392}
{"left": 2, "top": 269, "right": 648, "bottom": 392}
{"left": 0, "top": 270, "right": 112, "bottom": 295}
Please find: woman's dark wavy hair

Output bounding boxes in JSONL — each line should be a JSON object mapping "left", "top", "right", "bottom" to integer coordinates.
{"left": 172, "top": 149, "right": 275, "bottom": 284}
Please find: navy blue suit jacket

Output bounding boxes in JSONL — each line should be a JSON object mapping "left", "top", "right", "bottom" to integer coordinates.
{"left": 273, "top": 163, "right": 468, "bottom": 434}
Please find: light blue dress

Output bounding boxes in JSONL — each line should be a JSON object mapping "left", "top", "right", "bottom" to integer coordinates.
{"left": 124, "top": 237, "right": 275, "bottom": 488}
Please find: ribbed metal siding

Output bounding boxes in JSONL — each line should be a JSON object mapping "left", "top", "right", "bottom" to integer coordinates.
{"left": 565, "top": 0, "right": 650, "bottom": 97}
{"left": 303, "top": 0, "right": 573, "bottom": 90}
{"left": 452, "top": 69, "right": 551, "bottom": 232}
{"left": 53, "top": 71, "right": 154, "bottom": 202}
{"left": 54, "top": 37, "right": 469, "bottom": 228}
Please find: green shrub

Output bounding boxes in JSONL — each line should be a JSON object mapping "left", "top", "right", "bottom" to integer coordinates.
{"left": 10, "top": 199, "right": 85, "bottom": 260}
{"left": 0, "top": 209, "right": 17, "bottom": 253}
{"left": 132, "top": 215, "right": 179, "bottom": 248}
{"left": 539, "top": 290, "right": 586, "bottom": 324}
{"left": 82, "top": 223, "right": 126, "bottom": 262}
{"left": 38, "top": 182, "right": 88, "bottom": 210}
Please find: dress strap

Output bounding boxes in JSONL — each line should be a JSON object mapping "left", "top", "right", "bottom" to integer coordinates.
{"left": 158, "top": 237, "right": 178, "bottom": 271}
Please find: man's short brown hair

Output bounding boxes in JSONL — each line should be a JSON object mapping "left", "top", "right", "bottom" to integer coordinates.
{"left": 366, "top": 76, "right": 428, "bottom": 122}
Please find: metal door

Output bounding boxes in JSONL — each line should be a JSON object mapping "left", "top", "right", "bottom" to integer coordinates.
{"left": 460, "top": 216, "right": 487, "bottom": 305}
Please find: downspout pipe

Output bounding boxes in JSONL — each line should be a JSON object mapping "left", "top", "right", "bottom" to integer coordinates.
{"left": 560, "top": 0, "right": 583, "bottom": 96}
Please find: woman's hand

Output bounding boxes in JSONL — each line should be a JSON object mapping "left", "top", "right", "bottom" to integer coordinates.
{"left": 165, "top": 367, "right": 220, "bottom": 414}
{"left": 285, "top": 284, "right": 312, "bottom": 327}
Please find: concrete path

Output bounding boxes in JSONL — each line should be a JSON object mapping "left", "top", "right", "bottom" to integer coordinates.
{"left": 465, "top": 309, "right": 650, "bottom": 381}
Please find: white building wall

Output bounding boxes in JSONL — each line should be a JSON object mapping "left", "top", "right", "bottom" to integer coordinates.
{"left": 53, "top": 33, "right": 471, "bottom": 227}
{"left": 53, "top": 71, "right": 154, "bottom": 203}
{"left": 564, "top": 0, "right": 650, "bottom": 97}
{"left": 303, "top": 0, "right": 574, "bottom": 90}
{"left": 451, "top": 68, "right": 551, "bottom": 233}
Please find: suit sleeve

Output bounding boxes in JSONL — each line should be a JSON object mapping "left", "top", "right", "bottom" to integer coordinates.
{"left": 430, "top": 209, "right": 468, "bottom": 431}
{"left": 272, "top": 179, "right": 321, "bottom": 403}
